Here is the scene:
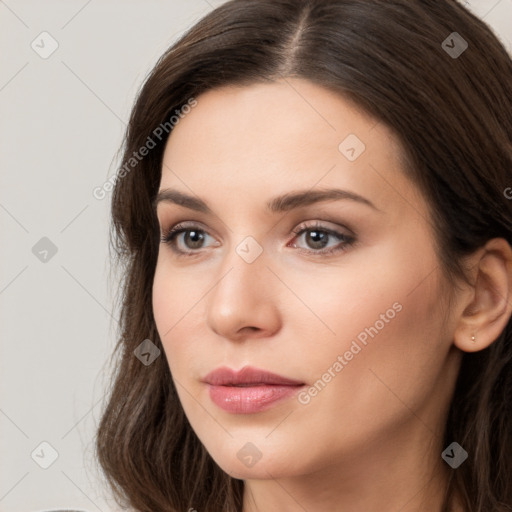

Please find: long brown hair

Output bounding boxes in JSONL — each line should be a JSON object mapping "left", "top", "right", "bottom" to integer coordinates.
{"left": 94, "top": 1, "right": 512, "bottom": 510}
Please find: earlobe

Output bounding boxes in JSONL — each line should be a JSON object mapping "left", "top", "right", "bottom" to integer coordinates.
{"left": 453, "top": 238, "right": 512, "bottom": 353}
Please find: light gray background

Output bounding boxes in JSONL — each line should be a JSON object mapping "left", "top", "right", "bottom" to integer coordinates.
{"left": 1, "top": 1, "right": 511, "bottom": 511}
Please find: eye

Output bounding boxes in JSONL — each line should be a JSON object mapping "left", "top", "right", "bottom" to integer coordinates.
{"left": 160, "top": 221, "right": 356, "bottom": 257}
{"left": 160, "top": 222, "right": 218, "bottom": 255}
{"left": 288, "top": 221, "right": 356, "bottom": 256}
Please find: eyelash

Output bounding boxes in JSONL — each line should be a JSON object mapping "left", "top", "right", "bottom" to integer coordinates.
{"left": 159, "top": 221, "right": 356, "bottom": 258}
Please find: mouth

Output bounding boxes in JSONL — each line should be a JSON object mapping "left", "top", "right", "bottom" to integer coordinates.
{"left": 202, "top": 365, "right": 305, "bottom": 387}
{"left": 202, "top": 366, "right": 305, "bottom": 414}
{"left": 227, "top": 383, "right": 273, "bottom": 387}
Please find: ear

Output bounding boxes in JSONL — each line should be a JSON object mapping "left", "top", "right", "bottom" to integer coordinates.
{"left": 453, "top": 238, "right": 512, "bottom": 353}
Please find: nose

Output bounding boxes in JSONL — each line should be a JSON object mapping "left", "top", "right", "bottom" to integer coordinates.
{"left": 205, "top": 240, "right": 281, "bottom": 341}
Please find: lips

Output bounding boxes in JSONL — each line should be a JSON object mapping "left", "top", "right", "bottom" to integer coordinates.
{"left": 202, "top": 366, "right": 305, "bottom": 414}
{"left": 202, "top": 365, "right": 304, "bottom": 387}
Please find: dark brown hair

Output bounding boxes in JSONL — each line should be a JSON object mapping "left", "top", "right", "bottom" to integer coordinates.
{"left": 94, "top": 1, "right": 512, "bottom": 510}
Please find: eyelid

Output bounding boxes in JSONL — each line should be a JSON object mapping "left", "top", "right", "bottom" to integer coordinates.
{"left": 290, "top": 219, "right": 355, "bottom": 237}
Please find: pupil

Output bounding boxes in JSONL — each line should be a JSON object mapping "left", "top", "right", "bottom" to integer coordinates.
{"left": 307, "top": 230, "right": 328, "bottom": 249}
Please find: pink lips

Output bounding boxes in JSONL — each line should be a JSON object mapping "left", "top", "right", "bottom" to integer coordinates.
{"left": 202, "top": 366, "right": 305, "bottom": 414}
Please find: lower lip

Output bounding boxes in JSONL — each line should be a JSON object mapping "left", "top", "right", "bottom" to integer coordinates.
{"left": 207, "top": 384, "right": 304, "bottom": 414}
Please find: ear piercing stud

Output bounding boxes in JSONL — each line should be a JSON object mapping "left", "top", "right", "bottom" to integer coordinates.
{"left": 471, "top": 335, "right": 476, "bottom": 343}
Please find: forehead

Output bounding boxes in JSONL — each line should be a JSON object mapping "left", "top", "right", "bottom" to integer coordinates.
{"left": 159, "top": 79, "right": 424, "bottom": 219}
{"left": 164, "top": 79, "right": 385, "bottom": 161}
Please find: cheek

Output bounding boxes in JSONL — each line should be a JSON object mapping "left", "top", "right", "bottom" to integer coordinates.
{"left": 299, "top": 252, "right": 447, "bottom": 429}
{"left": 152, "top": 263, "right": 173, "bottom": 338}
{"left": 152, "top": 263, "right": 191, "bottom": 371}
{"left": 152, "top": 257, "right": 199, "bottom": 332}
{"left": 280, "top": 237, "right": 435, "bottom": 347}
{"left": 291, "top": 234, "right": 446, "bottom": 388}
{"left": 152, "top": 259, "right": 214, "bottom": 388}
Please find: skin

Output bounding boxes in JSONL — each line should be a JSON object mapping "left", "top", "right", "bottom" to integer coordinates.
{"left": 152, "top": 78, "right": 512, "bottom": 512}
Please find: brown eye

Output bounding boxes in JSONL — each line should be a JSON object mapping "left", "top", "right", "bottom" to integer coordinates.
{"left": 303, "top": 229, "right": 330, "bottom": 250}
{"left": 180, "top": 229, "right": 206, "bottom": 250}
{"left": 290, "top": 222, "right": 356, "bottom": 256}
{"left": 160, "top": 223, "right": 217, "bottom": 255}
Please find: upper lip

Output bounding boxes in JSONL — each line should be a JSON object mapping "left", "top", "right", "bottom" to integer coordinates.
{"left": 202, "top": 366, "right": 304, "bottom": 386}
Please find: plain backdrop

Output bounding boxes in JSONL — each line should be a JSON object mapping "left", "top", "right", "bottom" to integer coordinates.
{"left": 0, "top": 1, "right": 511, "bottom": 511}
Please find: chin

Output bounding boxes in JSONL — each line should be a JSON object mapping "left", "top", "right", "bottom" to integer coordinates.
{"left": 201, "top": 436, "right": 310, "bottom": 481}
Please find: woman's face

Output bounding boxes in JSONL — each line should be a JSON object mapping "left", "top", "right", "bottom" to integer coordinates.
{"left": 152, "top": 79, "right": 462, "bottom": 480}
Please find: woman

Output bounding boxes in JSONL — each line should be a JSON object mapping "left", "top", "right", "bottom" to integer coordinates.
{"left": 95, "top": 1, "right": 512, "bottom": 511}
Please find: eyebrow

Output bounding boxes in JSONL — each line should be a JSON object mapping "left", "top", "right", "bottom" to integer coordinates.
{"left": 153, "top": 187, "right": 380, "bottom": 214}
